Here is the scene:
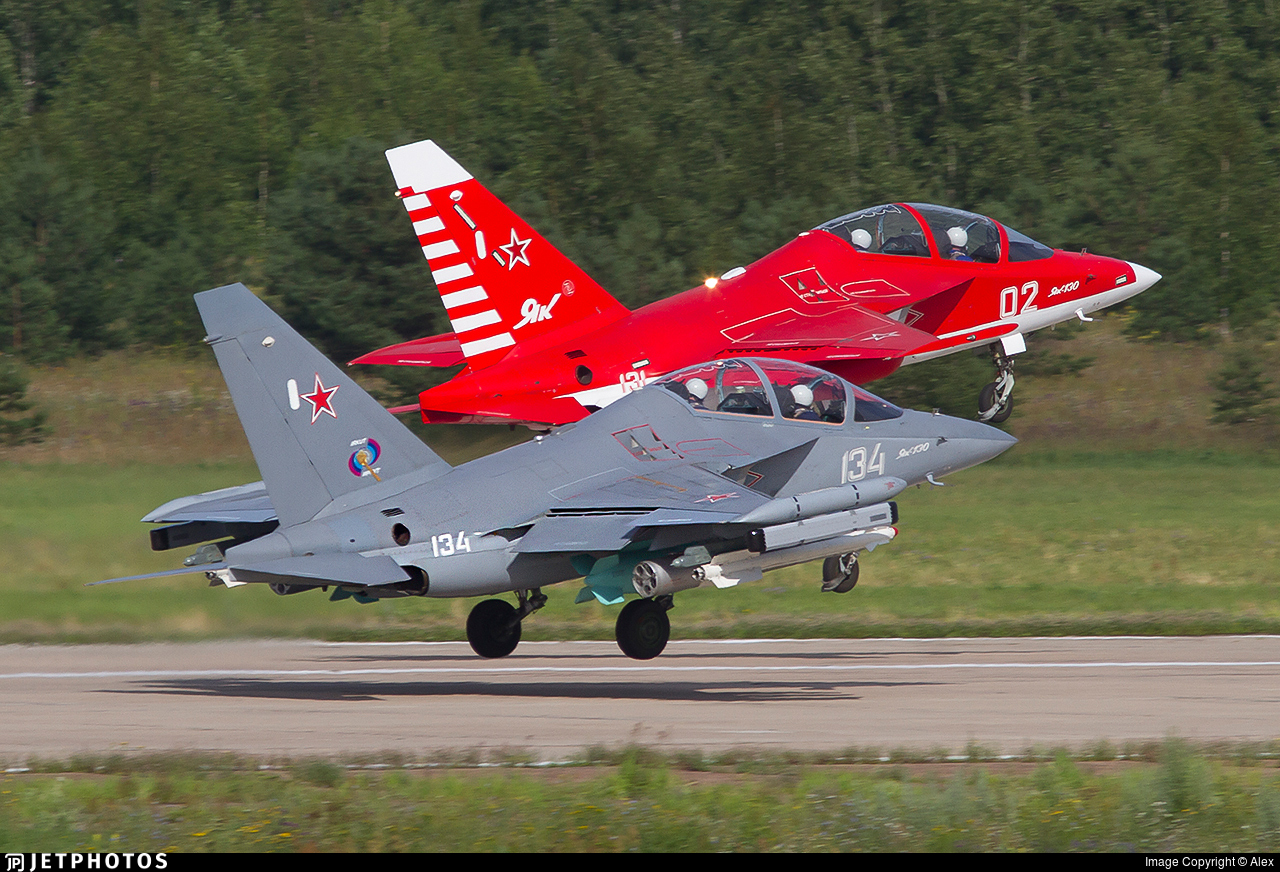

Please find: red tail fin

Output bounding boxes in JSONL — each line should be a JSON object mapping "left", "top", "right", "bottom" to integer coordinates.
{"left": 385, "top": 141, "right": 628, "bottom": 370}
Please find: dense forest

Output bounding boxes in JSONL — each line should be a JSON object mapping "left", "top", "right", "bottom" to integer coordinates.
{"left": 1, "top": 0, "right": 1277, "bottom": 364}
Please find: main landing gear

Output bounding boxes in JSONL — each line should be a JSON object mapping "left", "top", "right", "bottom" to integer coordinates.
{"left": 821, "top": 553, "right": 860, "bottom": 593}
{"left": 615, "top": 595, "right": 673, "bottom": 660}
{"left": 978, "top": 343, "right": 1016, "bottom": 424}
{"left": 465, "top": 588, "right": 547, "bottom": 658}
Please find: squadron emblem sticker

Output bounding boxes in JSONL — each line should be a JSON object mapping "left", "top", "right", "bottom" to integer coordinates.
{"left": 348, "top": 438, "right": 382, "bottom": 480}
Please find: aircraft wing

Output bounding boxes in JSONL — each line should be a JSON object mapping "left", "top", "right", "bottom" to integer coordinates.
{"left": 719, "top": 303, "right": 937, "bottom": 361}
{"left": 513, "top": 465, "right": 771, "bottom": 553}
{"left": 349, "top": 332, "right": 465, "bottom": 368}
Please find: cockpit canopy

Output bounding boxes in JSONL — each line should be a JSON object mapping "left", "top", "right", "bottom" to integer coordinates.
{"left": 656, "top": 359, "right": 903, "bottom": 424}
{"left": 816, "top": 203, "right": 1053, "bottom": 263}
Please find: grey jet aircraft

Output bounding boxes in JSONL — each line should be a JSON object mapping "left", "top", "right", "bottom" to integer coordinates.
{"left": 101, "top": 283, "right": 1017, "bottom": 659}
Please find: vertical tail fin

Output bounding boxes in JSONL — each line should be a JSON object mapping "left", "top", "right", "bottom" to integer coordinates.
{"left": 195, "top": 284, "right": 452, "bottom": 527}
{"left": 385, "top": 140, "right": 629, "bottom": 370}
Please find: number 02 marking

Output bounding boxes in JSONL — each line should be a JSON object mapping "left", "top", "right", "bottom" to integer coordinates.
{"left": 999, "top": 281, "right": 1039, "bottom": 319}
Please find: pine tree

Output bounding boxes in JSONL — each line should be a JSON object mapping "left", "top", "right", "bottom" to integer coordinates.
{"left": 1211, "top": 347, "right": 1277, "bottom": 425}
{"left": 0, "top": 356, "right": 47, "bottom": 445}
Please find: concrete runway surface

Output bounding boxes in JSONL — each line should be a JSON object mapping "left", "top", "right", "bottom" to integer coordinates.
{"left": 1, "top": 636, "right": 1277, "bottom": 760}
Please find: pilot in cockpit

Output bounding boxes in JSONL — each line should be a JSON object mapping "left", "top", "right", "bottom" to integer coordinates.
{"left": 946, "top": 226, "right": 974, "bottom": 261}
{"left": 685, "top": 377, "right": 709, "bottom": 409}
{"left": 849, "top": 228, "right": 873, "bottom": 251}
{"left": 786, "top": 384, "right": 821, "bottom": 420}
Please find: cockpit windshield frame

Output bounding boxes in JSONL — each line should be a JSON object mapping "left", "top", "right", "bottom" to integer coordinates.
{"left": 655, "top": 359, "right": 903, "bottom": 424}
{"left": 816, "top": 204, "right": 930, "bottom": 258}
{"left": 817, "top": 202, "right": 1056, "bottom": 266}
{"left": 907, "top": 203, "right": 1002, "bottom": 264}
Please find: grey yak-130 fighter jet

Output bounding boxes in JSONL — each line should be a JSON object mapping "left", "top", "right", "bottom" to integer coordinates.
{"left": 98, "top": 284, "right": 1016, "bottom": 659}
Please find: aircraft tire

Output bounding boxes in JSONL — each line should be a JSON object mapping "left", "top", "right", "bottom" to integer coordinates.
{"left": 979, "top": 382, "right": 1013, "bottom": 424}
{"left": 822, "top": 555, "right": 860, "bottom": 593}
{"left": 616, "top": 598, "right": 670, "bottom": 660}
{"left": 466, "top": 598, "right": 522, "bottom": 658}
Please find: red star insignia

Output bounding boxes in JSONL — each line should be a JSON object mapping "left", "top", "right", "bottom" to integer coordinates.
{"left": 300, "top": 373, "right": 339, "bottom": 424}
{"left": 499, "top": 228, "right": 532, "bottom": 270}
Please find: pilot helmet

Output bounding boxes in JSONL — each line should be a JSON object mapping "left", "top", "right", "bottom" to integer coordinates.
{"left": 790, "top": 384, "right": 814, "bottom": 407}
{"left": 849, "top": 228, "right": 873, "bottom": 250}
{"left": 946, "top": 226, "right": 968, "bottom": 249}
{"left": 686, "top": 377, "right": 709, "bottom": 400}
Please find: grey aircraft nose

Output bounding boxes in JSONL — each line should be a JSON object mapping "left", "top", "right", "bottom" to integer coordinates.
{"left": 942, "top": 415, "right": 1018, "bottom": 471}
{"left": 896, "top": 410, "right": 1018, "bottom": 476}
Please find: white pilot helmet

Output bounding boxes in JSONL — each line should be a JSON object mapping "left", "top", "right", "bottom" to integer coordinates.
{"left": 849, "top": 228, "right": 873, "bottom": 250}
{"left": 686, "top": 377, "right": 709, "bottom": 400}
{"left": 790, "top": 384, "right": 814, "bottom": 407}
{"left": 947, "top": 226, "right": 968, "bottom": 249}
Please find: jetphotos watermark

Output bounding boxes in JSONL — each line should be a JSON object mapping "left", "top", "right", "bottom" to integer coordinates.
{"left": 6, "top": 856, "right": 168, "bottom": 871}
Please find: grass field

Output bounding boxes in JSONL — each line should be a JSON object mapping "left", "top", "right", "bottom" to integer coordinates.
{"left": 3, "top": 315, "right": 1279, "bottom": 642}
{"left": 3, "top": 743, "right": 1279, "bottom": 851}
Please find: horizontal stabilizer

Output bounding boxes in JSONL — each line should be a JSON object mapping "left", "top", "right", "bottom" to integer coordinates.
{"left": 419, "top": 389, "right": 591, "bottom": 427}
{"left": 142, "top": 481, "right": 274, "bottom": 524}
{"left": 230, "top": 553, "right": 410, "bottom": 587}
{"left": 350, "top": 332, "right": 465, "bottom": 368}
{"left": 88, "top": 563, "right": 229, "bottom": 586}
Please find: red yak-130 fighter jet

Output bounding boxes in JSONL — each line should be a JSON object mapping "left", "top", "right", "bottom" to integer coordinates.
{"left": 355, "top": 140, "right": 1160, "bottom": 426}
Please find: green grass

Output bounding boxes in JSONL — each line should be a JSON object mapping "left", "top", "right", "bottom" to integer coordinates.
{"left": 1, "top": 449, "right": 1277, "bottom": 642}
{"left": 3, "top": 742, "right": 1279, "bottom": 851}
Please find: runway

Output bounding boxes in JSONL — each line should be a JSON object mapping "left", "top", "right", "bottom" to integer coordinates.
{"left": 2, "top": 636, "right": 1278, "bottom": 760}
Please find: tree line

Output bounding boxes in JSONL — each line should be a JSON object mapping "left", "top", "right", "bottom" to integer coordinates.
{"left": 1, "top": 0, "right": 1277, "bottom": 365}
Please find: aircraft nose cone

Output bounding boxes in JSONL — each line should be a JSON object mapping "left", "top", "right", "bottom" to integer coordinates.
{"left": 896, "top": 407, "right": 1013, "bottom": 476}
{"left": 1127, "top": 261, "right": 1162, "bottom": 295}
{"left": 957, "top": 419, "right": 1017, "bottom": 464}
{"left": 920, "top": 413, "right": 1018, "bottom": 474}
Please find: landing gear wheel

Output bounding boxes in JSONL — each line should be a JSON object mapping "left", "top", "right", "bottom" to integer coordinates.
{"left": 615, "top": 598, "right": 671, "bottom": 660}
{"left": 466, "top": 598, "right": 522, "bottom": 658}
{"left": 978, "top": 382, "right": 1013, "bottom": 424}
{"left": 822, "top": 553, "right": 860, "bottom": 593}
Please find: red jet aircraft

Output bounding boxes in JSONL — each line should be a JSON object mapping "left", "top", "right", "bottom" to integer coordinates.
{"left": 354, "top": 140, "right": 1160, "bottom": 426}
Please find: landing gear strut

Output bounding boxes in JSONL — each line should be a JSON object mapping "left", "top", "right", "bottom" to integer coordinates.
{"left": 821, "top": 553, "right": 860, "bottom": 593}
{"left": 615, "top": 596, "right": 673, "bottom": 660}
{"left": 978, "top": 343, "right": 1016, "bottom": 424}
{"left": 465, "top": 588, "right": 546, "bottom": 658}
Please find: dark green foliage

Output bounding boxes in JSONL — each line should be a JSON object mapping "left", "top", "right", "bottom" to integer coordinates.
{"left": 2, "top": 1, "right": 1280, "bottom": 358}
{"left": 0, "top": 356, "right": 47, "bottom": 445}
{"left": 1211, "top": 346, "right": 1277, "bottom": 424}
{"left": 0, "top": 144, "right": 118, "bottom": 358}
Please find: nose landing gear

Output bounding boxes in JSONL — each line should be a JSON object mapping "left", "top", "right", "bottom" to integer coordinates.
{"left": 978, "top": 343, "right": 1016, "bottom": 424}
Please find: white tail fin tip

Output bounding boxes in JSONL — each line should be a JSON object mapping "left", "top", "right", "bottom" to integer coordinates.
{"left": 387, "top": 141, "right": 473, "bottom": 194}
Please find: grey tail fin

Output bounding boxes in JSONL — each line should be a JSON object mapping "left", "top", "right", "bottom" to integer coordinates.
{"left": 195, "top": 283, "right": 451, "bottom": 527}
